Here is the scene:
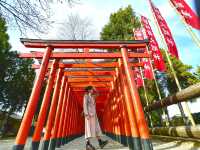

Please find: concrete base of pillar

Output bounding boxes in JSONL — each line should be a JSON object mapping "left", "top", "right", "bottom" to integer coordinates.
{"left": 41, "top": 140, "right": 50, "bottom": 150}
{"left": 12, "top": 144, "right": 24, "bottom": 150}
{"left": 31, "top": 141, "right": 40, "bottom": 150}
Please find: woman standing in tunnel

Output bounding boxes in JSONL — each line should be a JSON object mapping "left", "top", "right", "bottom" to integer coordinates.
{"left": 83, "top": 86, "right": 108, "bottom": 150}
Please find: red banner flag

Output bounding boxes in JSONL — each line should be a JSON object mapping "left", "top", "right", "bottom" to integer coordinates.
{"left": 149, "top": 0, "right": 179, "bottom": 58}
{"left": 134, "top": 67, "right": 143, "bottom": 88}
{"left": 143, "top": 58, "right": 154, "bottom": 80}
{"left": 133, "top": 28, "right": 154, "bottom": 80}
{"left": 170, "top": 0, "right": 200, "bottom": 30}
{"left": 141, "top": 16, "right": 166, "bottom": 72}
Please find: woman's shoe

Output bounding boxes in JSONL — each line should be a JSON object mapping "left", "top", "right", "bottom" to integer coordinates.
{"left": 98, "top": 139, "right": 108, "bottom": 149}
{"left": 86, "top": 143, "right": 96, "bottom": 150}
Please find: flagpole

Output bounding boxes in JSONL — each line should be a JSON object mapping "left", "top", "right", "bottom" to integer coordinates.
{"left": 145, "top": 47, "right": 170, "bottom": 127}
{"left": 147, "top": 0, "right": 196, "bottom": 126}
{"left": 138, "top": 63, "right": 154, "bottom": 128}
{"left": 168, "top": 0, "right": 200, "bottom": 48}
{"left": 133, "top": 28, "right": 155, "bottom": 127}
{"left": 136, "top": 20, "right": 170, "bottom": 126}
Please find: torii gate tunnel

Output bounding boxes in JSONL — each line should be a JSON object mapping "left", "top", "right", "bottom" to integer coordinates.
{"left": 13, "top": 39, "right": 153, "bottom": 150}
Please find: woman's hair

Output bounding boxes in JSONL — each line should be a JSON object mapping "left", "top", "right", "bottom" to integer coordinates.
{"left": 85, "top": 86, "right": 93, "bottom": 92}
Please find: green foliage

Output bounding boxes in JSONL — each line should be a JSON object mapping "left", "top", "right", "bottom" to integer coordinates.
{"left": 161, "top": 51, "right": 200, "bottom": 94}
{"left": 100, "top": 5, "right": 140, "bottom": 40}
{"left": 192, "top": 112, "right": 200, "bottom": 124}
{"left": 0, "top": 16, "right": 35, "bottom": 136}
{"left": 0, "top": 113, "right": 21, "bottom": 138}
{"left": 0, "top": 17, "right": 11, "bottom": 100}
{"left": 194, "top": 66, "right": 200, "bottom": 80}
{"left": 100, "top": 5, "right": 163, "bottom": 126}
{"left": 1, "top": 51, "right": 35, "bottom": 113}
{"left": 99, "top": 4, "right": 200, "bottom": 127}
{"left": 150, "top": 111, "right": 163, "bottom": 126}
{"left": 139, "top": 79, "right": 161, "bottom": 105}
{"left": 0, "top": 17, "right": 10, "bottom": 52}
{"left": 170, "top": 116, "right": 185, "bottom": 126}
{"left": 139, "top": 79, "right": 164, "bottom": 126}
{"left": 0, "top": 15, "right": 35, "bottom": 113}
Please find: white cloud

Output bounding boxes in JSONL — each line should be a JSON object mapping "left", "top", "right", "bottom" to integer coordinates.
{"left": 155, "top": 1, "right": 174, "bottom": 18}
{"left": 9, "top": 0, "right": 138, "bottom": 51}
{"left": 8, "top": 0, "right": 200, "bottom": 67}
{"left": 27, "top": 0, "right": 140, "bottom": 40}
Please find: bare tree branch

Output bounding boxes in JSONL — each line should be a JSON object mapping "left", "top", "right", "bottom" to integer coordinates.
{"left": 0, "top": 0, "right": 80, "bottom": 35}
{"left": 59, "top": 13, "right": 94, "bottom": 40}
{"left": 57, "top": 13, "right": 95, "bottom": 64}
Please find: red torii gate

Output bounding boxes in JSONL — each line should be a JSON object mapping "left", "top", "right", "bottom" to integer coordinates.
{"left": 13, "top": 39, "right": 152, "bottom": 150}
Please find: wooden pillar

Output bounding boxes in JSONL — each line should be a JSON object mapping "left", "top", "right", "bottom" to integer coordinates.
{"left": 61, "top": 88, "right": 71, "bottom": 145}
{"left": 31, "top": 59, "right": 58, "bottom": 150}
{"left": 117, "top": 65, "right": 142, "bottom": 150}
{"left": 56, "top": 85, "right": 70, "bottom": 147}
{"left": 41, "top": 68, "right": 63, "bottom": 150}
{"left": 120, "top": 46, "right": 152, "bottom": 150}
{"left": 48, "top": 76, "right": 67, "bottom": 150}
{"left": 13, "top": 47, "right": 53, "bottom": 150}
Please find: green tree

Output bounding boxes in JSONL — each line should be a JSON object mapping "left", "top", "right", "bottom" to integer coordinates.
{"left": 139, "top": 79, "right": 164, "bottom": 126}
{"left": 139, "top": 51, "right": 200, "bottom": 126}
{"left": 2, "top": 51, "right": 35, "bottom": 113}
{"left": 100, "top": 5, "right": 140, "bottom": 40}
{"left": 100, "top": 5, "right": 163, "bottom": 126}
{"left": 155, "top": 51, "right": 200, "bottom": 126}
{"left": 161, "top": 51, "right": 200, "bottom": 94}
{"left": 0, "top": 17, "right": 11, "bottom": 107}
{"left": 0, "top": 16, "right": 35, "bottom": 136}
{"left": 99, "top": 5, "right": 200, "bottom": 127}
{"left": 194, "top": 66, "right": 200, "bottom": 80}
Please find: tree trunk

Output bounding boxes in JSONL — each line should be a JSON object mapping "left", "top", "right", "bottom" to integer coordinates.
{"left": 145, "top": 82, "right": 200, "bottom": 112}
{"left": 0, "top": 108, "right": 14, "bottom": 137}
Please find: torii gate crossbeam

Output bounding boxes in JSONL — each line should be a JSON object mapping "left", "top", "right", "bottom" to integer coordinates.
{"left": 12, "top": 39, "right": 152, "bottom": 150}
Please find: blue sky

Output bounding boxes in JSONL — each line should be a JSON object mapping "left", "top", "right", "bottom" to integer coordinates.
{"left": 7, "top": 0, "right": 200, "bottom": 116}
{"left": 8, "top": 0, "right": 200, "bottom": 69}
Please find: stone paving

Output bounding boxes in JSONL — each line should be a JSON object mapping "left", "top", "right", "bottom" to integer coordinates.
{"left": 56, "top": 136, "right": 128, "bottom": 150}
{"left": 56, "top": 136, "right": 200, "bottom": 150}
{"left": 0, "top": 135, "right": 200, "bottom": 150}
